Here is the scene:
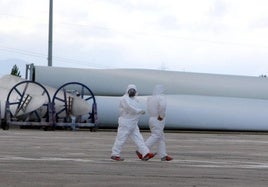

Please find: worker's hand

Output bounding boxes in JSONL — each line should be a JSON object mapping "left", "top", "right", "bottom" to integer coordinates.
{"left": 158, "top": 116, "right": 163, "bottom": 121}
{"left": 139, "top": 110, "right": 146, "bottom": 115}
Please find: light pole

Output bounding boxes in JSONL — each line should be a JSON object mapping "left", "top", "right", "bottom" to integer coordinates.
{"left": 48, "top": 0, "right": 53, "bottom": 66}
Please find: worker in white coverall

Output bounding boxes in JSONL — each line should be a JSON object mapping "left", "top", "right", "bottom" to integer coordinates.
{"left": 137, "top": 85, "right": 173, "bottom": 161}
{"left": 111, "top": 84, "right": 156, "bottom": 161}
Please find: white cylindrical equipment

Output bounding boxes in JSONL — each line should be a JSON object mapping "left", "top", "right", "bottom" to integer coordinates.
{"left": 96, "top": 95, "right": 268, "bottom": 131}
{"left": 0, "top": 75, "right": 91, "bottom": 119}
{"left": 34, "top": 66, "right": 268, "bottom": 99}
{"left": 32, "top": 66, "right": 268, "bottom": 131}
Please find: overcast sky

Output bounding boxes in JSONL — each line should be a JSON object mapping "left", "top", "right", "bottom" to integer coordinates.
{"left": 1, "top": 0, "right": 268, "bottom": 77}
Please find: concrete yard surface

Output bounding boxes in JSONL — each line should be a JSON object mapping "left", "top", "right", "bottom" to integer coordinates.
{"left": 0, "top": 129, "right": 268, "bottom": 187}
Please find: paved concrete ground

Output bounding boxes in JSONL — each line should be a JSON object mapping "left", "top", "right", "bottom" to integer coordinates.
{"left": 0, "top": 128, "right": 268, "bottom": 187}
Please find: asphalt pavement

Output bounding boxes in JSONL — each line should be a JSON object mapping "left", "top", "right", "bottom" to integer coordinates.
{"left": 0, "top": 128, "right": 268, "bottom": 187}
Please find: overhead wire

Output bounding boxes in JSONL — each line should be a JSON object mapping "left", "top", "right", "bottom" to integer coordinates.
{"left": 1, "top": 12, "right": 268, "bottom": 68}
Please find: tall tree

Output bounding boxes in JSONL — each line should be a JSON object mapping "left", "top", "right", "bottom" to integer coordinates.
{"left": 10, "top": 64, "right": 21, "bottom": 77}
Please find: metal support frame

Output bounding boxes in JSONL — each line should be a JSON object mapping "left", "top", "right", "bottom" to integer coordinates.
{"left": 52, "top": 82, "right": 97, "bottom": 131}
{"left": 2, "top": 79, "right": 97, "bottom": 132}
{"left": 3, "top": 81, "right": 53, "bottom": 130}
{"left": 25, "top": 63, "right": 34, "bottom": 81}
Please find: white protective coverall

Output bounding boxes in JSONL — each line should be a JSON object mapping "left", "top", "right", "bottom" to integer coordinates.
{"left": 111, "top": 84, "right": 150, "bottom": 157}
{"left": 145, "top": 85, "right": 168, "bottom": 158}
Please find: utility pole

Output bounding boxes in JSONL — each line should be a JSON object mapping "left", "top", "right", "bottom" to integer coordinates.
{"left": 48, "top": 0, "right": 53, "bottom": 66}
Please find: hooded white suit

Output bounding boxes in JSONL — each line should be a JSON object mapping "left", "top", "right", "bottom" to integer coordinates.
{"left": 111, "top": 84, "right": 150, "bottom": 158}
{"left": 145, "top": 85, "right": 168, "bottom": 158}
